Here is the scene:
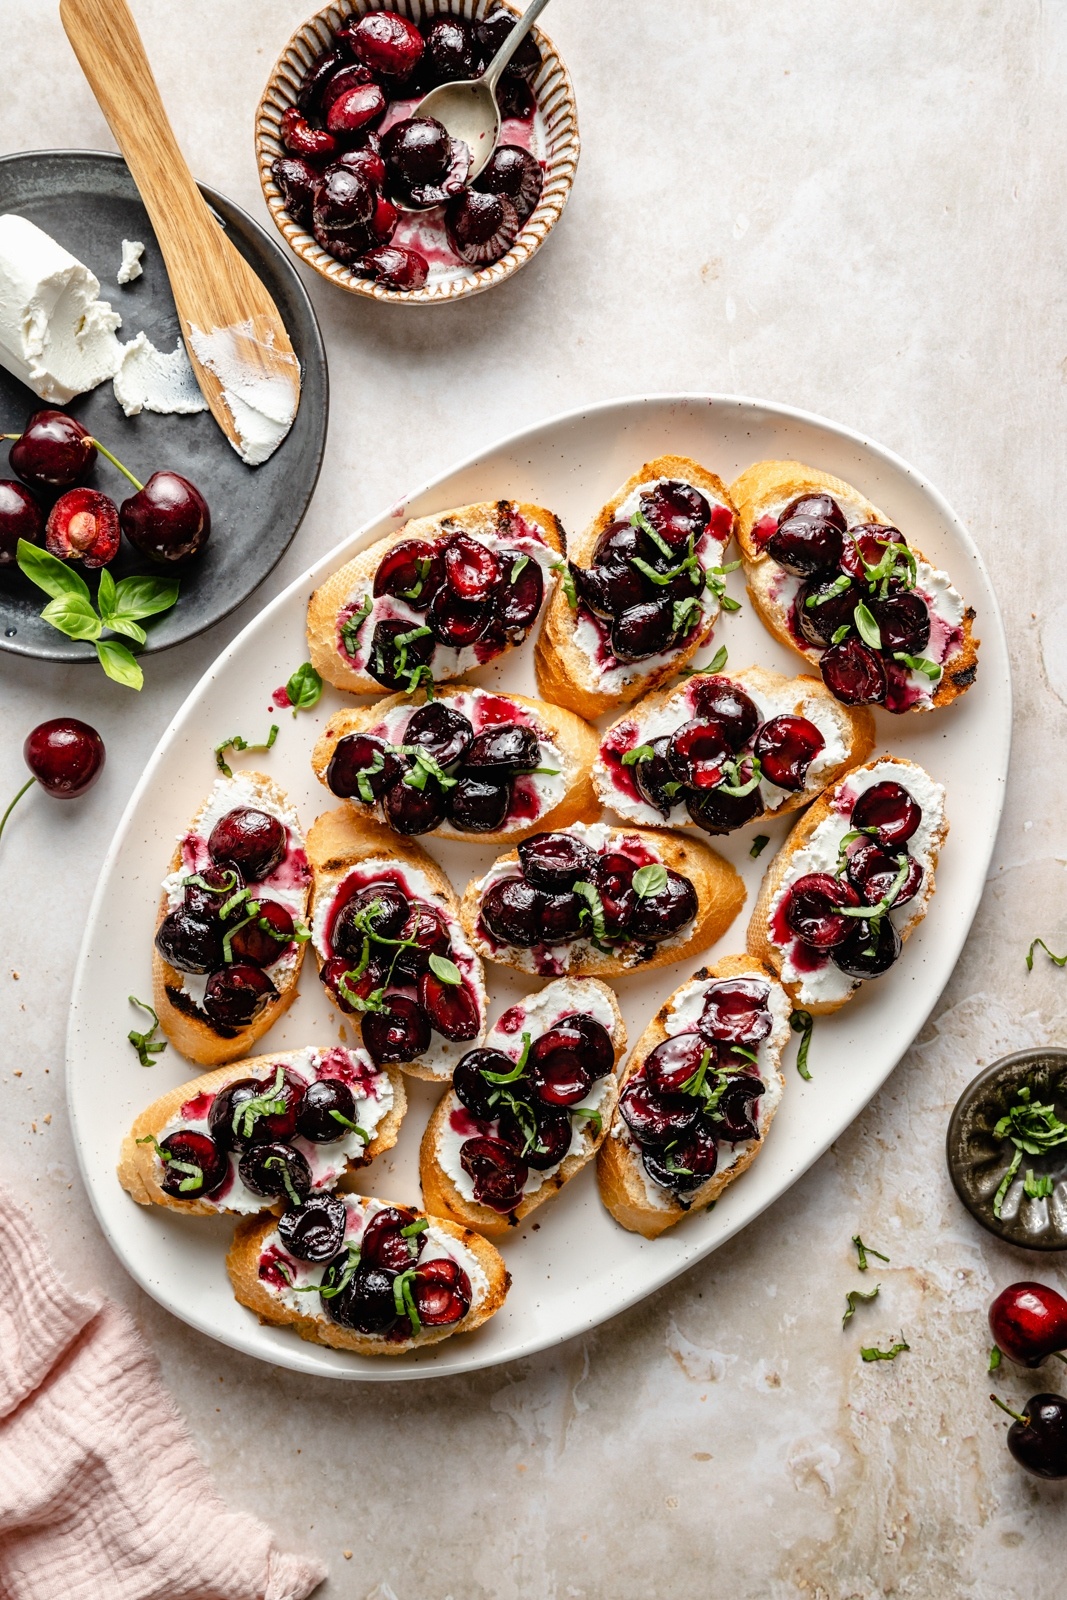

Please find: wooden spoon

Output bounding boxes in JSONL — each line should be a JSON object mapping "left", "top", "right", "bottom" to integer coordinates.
{"left": 59, "top": 0, "right": 301, "bottom": 466}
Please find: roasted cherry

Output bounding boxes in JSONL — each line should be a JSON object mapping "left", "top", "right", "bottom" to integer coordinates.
{"left": 324, "top": 1261, "right": 398, "bottom": 1333}
{"left": 497, "top": 548, "right": 544, "bottom": 632}
{"left": 820, "top": 637, "right": 888, "bottom": 706}
{"left": 460, "top": 1135, "right": 527, "bottom": 1213}
{"left": 592, "top": 853, "right": 636, "bottom": 935}
{"left": 426, "top": 587, "right": 489, "bottom": 649}
{"left": 120, "top": 471, "right": 210, "bottom": 564}
{"left": 45, "top": 488, "right": 119, "bottom": 567}
{"left": 783, "top": 873, "right": 863, "bottom": 949}
{"left": 333, "top": 884, "right": 410, "bottom": 954}
{"left": 518, "top": 831, "right": 595, "bottom": 891}
{"left": 155, "top": 906, "right": 222, "bottom": 973}
{"left": 296, "top": 1078, "right": 360, "bottom": 1143}
{"left": 447, "top": 776, "right": 510, "bottom": 833}
{"left": 699, "top": 978, "right": 772, "bottom": 1046}
{"left": 155, "top": 1130, "right": 227, "bottom": 1199}
{"left": 465, "top": 725, "right": 539, "bottom": 774}
{"left": 992, "top": 1393, "right": 1067, "bottom": 1480}
{"left": 9, "top": 410, "right": 95, "bottom": 489}
{"left": 202, "top": 965, "right": 278, "bottom": 1029}
{"left": 593, "top": 519, "right": 647, "bottom": 567}
{"left": 411, "top": 1256, "right": 472, "bottom": 1326}
{"left": 440, "top": 532, "right": 499, "bottom": 602}
{"left": 767, "top": 513, "right": 842, "bottom": 577}
{"left": 782, "top": 493, "right": 847, "bottom": 529}
{"left": 540, "top": 890, "right": 584, "bottom": 943}
{"left": 372, "top": 538, "right": 444, "bottom": 608}
{"left": 361, "top": 1206, "right": 425, "bottom": 1272}
{"left": 225, "top": 899, "right": 294, "bottom": 967}
{"left": 619, "top": 1078, "right": 699, "bottom": 1146}
{"left": 0, "top": 479, "right": 43, "bottom": 562}
{"left": 313, "top": 165, "right": 375, "bottom": 236}
{"left": 753, "top": 715, "right": 824, "bottom": 791}
{"left": 641, "top": 480, "right": 711, "bottom": 546}
{"left": 184, "top": 862, "right": 243, "bottom": 920}
{"left": 839, "top": 523, "right": 904, "bottom": 579}
{"left": 611, "top": 599, "right": 677, "bottom": 662}
{"left": 796, "top": 575, "right": 862, "bottom": 648}
{"left": 643, "top": 1118, "right": 719, "bottom": 1195}
{"left": 989, "top": 1283, "right": 1067, "bottom": 1367}
{"left": 498, "top": 1102, "right": 572, "bottom": 1170}
{"left": 480, "top": 877, "right": 545, "bottom": 947}
{"left": 327, "top": 733, "right": 405, "bottom": 803}
{"left": 446, "top": 189, "right": 519, "bottom": 265}
{"left": 280, "top": 106, "right": 338, "bottom": 160}
{"left": 382, "top": 116, "right": 451, "bottom": 189}
{"left": 405, "top": 702, "right": 472, "bottom": 767}
{"left": 209, "top": 1070, "right": 303, "bottom": 1149}
{"left": 425, "top": 15, "right": 475, "bottom": 82}
{"left": 453, "top": 1048, "right": 514, "bottom": 1118}
{"left": 296, "top": 45, "right": 346, "bottom": 113}
{"left": 869, "top": 592, "right": 931, "bottom": 655}
{"left": 278, "top": 1194, "right": 347, "bottom": 1261}
{"left": 686, "top": 782, "right": 763, "bottom": 834}
{"left": 342, "top": 10, "right": 424, "bottom": 78}
{"left": 361, "top": 995, "right": 432, "bottom": 1064}
{"left": 573, "top": 559, "right": 647, "bottom": 619}
{"left": 208, "top": 807, "right": 286, "bottom": 882}
{"left": 417, "top": 970, "right": 480, "bottom": 1041}
{"left": 475, "top": 8, "right": 542, "bottom": 80}
{"left": 845, "top": 840, "right": 923, "bottom": 907}
{"left": 359, "top": 245, "right": 429, "bottom": 290}
{"left": 831, "top": 915, "right": 901, "bottom": 978}
{"left": 23, "top": 717, "right": 105, "bottom": 797}
{"left": 851, "top": 781, "right": 921, "bottom": 845}
{"left": 630, "top": 869, "right": 698, "bottom": 941}
{"left": 383, "top": 774, "right": 447, "bottom": 835}
{"left": 667, "top": 720, "right": 731, "bottom": 789}
{"left": 238, "top": 1140, "right": 311, "bottom": 1202}
{"left": 713, "top": 1075, "right": 764, "bottom": 1141}
{"left": 368, "top": 618, "right": 435, "bottom": 690}
{"left": 689, "top": 676, "right": 761, "bottom": 749}
{"left": 320, "top": 953, "right": 389, "bottom": 1013}
{"left": 643, "top": 1032, "right": 708, "bottom": 1098}
{"left": 633, "top": 736, "right": 680, "bottom": 817}
{"left": 392, "top": 903, "right": 451, "bottom": 979}
{"left": 475, "top": 144, "right": 543, "bottom": 222}
{"left": 527, "top": 1017, "right": 611, "bottom": 1104}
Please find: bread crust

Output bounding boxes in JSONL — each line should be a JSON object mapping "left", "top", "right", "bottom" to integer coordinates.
{"left": 418, "top": 979, "right": 626, "bottom": 1236}
{"left": 460, "top": 824, "right": 746, "bottom": 978}
{"left": 307, "top": 807, "right": 487, "bottom": 1080}
{"left": 310, "top": 684, "right": 600, "bottom": 846}
{"left": 728, "top": 460, "right": 979, "bottom": 713}
{"left": 152, "top": 773, "right": 309, "bottom": 1068}
{"left": 117, "top": 1049, "right": 407, "bottom": 1216}
{"left": 594, "top": 665, "right": 876, "bottom": 830}
{"left": 226, "top": 1200, "right": 509, "bottom": 1355}
{"left": 535, "top": 455, "right": 738, "bottom": 720}
{"left": 306, "top": 500, "right": 565, "bottom": 694}
{"left": 596, "top": 954, "right": 789, "bottom": 1239}
{"left": 745, "top": 754, "right": 949, "bottom": 1015}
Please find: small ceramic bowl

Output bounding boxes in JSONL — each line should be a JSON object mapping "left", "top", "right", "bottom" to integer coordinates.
{"left": 946, "top": 1048, "right": 1067, "bottom": 1250}
{"left": 255, "top": 0, "right": 580, "bottom": 305}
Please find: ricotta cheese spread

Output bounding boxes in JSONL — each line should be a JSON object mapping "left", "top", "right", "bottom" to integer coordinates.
{"left": 116, "top": 239, "right": 145, "bottom": 284}
{"left": 0, "top": 214, "right": 124, "bottom": 402}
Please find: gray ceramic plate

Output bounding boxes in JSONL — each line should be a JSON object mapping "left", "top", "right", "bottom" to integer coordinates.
{"left": 947, "top": 1049, "right": 1067, "bottom": 1250}
{"left": 0, "top": 149, "right": 328, "bottom": 661}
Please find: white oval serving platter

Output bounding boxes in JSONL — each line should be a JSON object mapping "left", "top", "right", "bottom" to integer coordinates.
{"left": 67, "top": 394, "right": 1011, "bottom": 1380}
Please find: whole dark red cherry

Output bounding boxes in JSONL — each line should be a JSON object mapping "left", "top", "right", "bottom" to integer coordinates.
{"left": 869, "top": 592, "right": 931, "bottom": 655}
{"left": 839, "top": 523, "right": 905, "bottom": 579}
{"left": 427, "top": 586, "right": 489, "bottom": 648}
{"left": 155, "top": 1130, "right": 228, "bottom": 1199}
{"left": 384, "top": 773, "right": 447, "bottom": 836}
{"left": 23, "top": 717, "right": 105, "bottom": 797}
{"left": 497, "top": 1102, "right": 572, "bottom": 1171}
{"left": 417, "top": 971, "right": 480, "bottom": 1041}
{"left": 845, "top": 840, "right": 923, "bottom": 907}
{"left": 271, "top": 156, "right": 323, "bottom": 225}
{"left": 326, "top": 733, "right": 405, "bottom": 803}
{"left": 382, "top": 117, "right": 451, "bottom": 188}
{"left": 518, "top": 831, "right": 595, "bottom": 891}
{"left": 358, "top": 246, "right": 429, "bottom": 291}
{"left": 342, "top": 10, "right": 424, "bottom": 78}
{"left": 593, "top": 519, "right": 648, "bottom": 566}
{"left": 238, "top": 1140, "right": 312, "bottom": 1202}
{"left": 830, "top": 915, "right": 901, "bottom": 978}
{"left": 202, "top": 964, "right": 278, "bottom": 1029}
{"left": 480, "top": 877, "right": 545, "bottom": 947}
{"left": 767, "top": 514, "right": 843, "bottom": 577}
{"left": 989, "top": 1283, "right": 1067, "bottom": 1367}
{"left": 643, "top": 1032, "right": 709, "bottom": 1099}
{"left": 572, "top": 560, "right": 647, "bottom": 619}
{"left": 699, "top": 978, "right": 773, "bottom": 1046}
{"left": 475, "top": 144, "right": 543, "bottom": 222}
{"left": 278, "top": 1193, "right": 347, "bottom": 1261}
{"left": 633, "top": 736, "right": 680, "bottom": 817}
{"left": 411, "top": 1256, "right": 473, "bottom": 1327}
{"left": 686, "top": 782, "right": 763, "bottom": 835}
{"left": 425, "top": 15, "right": 475, "bottom": 82}
{"left": 119, "top": 471, "right": 210, "bottom": 564}
{"left": 445, "top": 189, "right": 519, "bottom": 266}
{"left": 8, "top": 409, "right": 96, "bottom": 489}
{"left": 361, "top": 1205, "right": 426, "bottom": 1272}
{"left": 820, "top": 636, "right": 888, "bottom": 706}
{"left": 296, "top": 1078, "right": 360, "bottom": 1143}
{"left": 227, "top": 899, "right": 295, "bottom": 967}
{"left": 496, "top": 548, "right": 544, "bottom": 632}
{"left": 783, "top": 873, "right": 863, "bottom": 949}
{"left": 539, "top": 890, "right": 584, "bottom": 943}
{"left": 0, "top": 479, "right": 43, "bottom": 562}
{"left": 465, "top": 724, "right": 539, "bottom": 774}
{"left": 296, "top": 45, "right": 346, "bottom": 114}
{"left": 630, "top": 869, "right": 698, "bottom": 941}
{"left": 367, "top": 618, "right": 435, "bottom": 690}
{"left": 313, "top": 166, "right": 375, "bottom": 234}
{"left": 155, "top": 905, "right": 222, "bottom": 973}
{"left": 850, "top": 780, "right": 921, "bottom": 845}
{"left": 753, "top": 714, "right": 825, "bottom": 791}
{"left": 611, "top": 599, "right": 677, "bottom": 662}
{"left": 991, "top": 1393, "right": 1067, "bottom": 1480}
{"left": 208, "top": 807, "right": 286, "bottom": 882}
{"left": 373, "top": 538, "right": 445, "bottom": 608}
{"left": 405, "top": 702, "right": 473, "bottom": 767}
{"left": 332, "top": 883, "right": 410, "bottom": 955}
{"left": 689, "top": 676, "right": 761, "bottom": 749}
{"left": 619, "top": 1077, "right": 700, "bottom": 1146}
{"left": 667, "top": 720, "right": 731, "bottom": 790}
{"left": 460, "top": 1135, "right": 528, "bottom": 1213}
{"left": 643, "top": 1117, "right": 719, "bottom": 1195}
{"left": 641, "top": 481, "right": 712, "bottom": 546}
{"left": 782, "top": 493, "right": 847, "bottom": 530}
{"left": 361, "top": 995, "right": 432, "bottom": 1065}
{"left": 447, "top": 776, "right": 510, "bottom": 833}
{"left": 592, "top": 853, "right": 637, "bottom": 935}
{"left": 391, "top": 903, "right": 452, "bottom": 979}
{"left": 476, "top": 9, "right": 543, "bottom": 81}
{"left": 453, "top": 1048, "right": 514, "bottom": 1118}
{"left": 337, "top": 146, "right": 387, "bottom": 189}
{"left": 208, "top": 1070, "right": 303, "bottom": 1149}
{"left": 796, "top": 575, "right": 862, "bottom": 648}
{"left": 45, "top": 488, "right": 119, "bottom": 567}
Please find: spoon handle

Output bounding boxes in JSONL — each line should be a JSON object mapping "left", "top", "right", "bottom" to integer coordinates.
{"left": 482, "top": 0, "right": 554, "bottom": 90}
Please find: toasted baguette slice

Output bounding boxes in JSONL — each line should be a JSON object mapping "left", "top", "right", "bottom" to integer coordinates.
{"left": 228, "top": 1195, "right": 509, "bottom": 1355}
{"left": 307, "top": 500, "right": 565, "bottom": 694}
{"left": 153, "top": 773, "right": 310, "bottom": 1068}
{"left": 310, "top": 684, "right": 600, "bottom": 846}
{"left": 729, "top": 460, "right": 979, "bottom": 714}
{"left": 746, "top": 755, "right": 948, "bottom": 1014}
{"left": 308, "top": 808, "right": 488, "bottom": 1081}
{"left": 535, "top": 455, "right": 738, "bottom": 721}
{"left": 597, "top": 955, "right": 791, "bottom": 1238}
{"left": 419, "top": 977, "right": 626, "bottom": 1236}
{"left": 595, "top": 665, "right": 875, "bottom": 831}
{"left": 118, "top": 1045, "right": 406, "bottom": 1217}
{"left": 461, "top": 821, "right": 745, "bottom": 978}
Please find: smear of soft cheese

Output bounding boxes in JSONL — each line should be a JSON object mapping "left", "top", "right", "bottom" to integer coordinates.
{"left": 117, "top": 240, "right": 145, "bottom": 284}
{"left": 188, "top": 320, "right": 299, "bottom": 466}
{"left": 113, "top": 331, "right": 208, "bottom": 418}
{"left": 0, "top": 214, "right": 124, "bottom": 402}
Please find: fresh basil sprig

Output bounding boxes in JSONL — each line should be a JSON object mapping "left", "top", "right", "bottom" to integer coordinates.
{"left": 214, "top": 724, "right": 279, "bottom": 778}
{"left": 853, "top": 602, "right": 882, "bottom": 651}
{"left": 286, "top": 662, "right": 323, "bottom": 715}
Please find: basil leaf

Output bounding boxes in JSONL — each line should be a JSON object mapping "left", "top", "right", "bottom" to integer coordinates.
{"left": 672, "top": 595, "right": 703, "bottom": 635}
{"left": 893, "top": 652, "right": 942, "bottom": 682}
{"left": 853, "top": 602, "right": 882, "bottom": 651}
{"left": 750, "top": 834, "right": 770, "bottom": 859}
{"left": 790, "top": 1009, "right": 814, "bottom": 1080}
{"left": 842, "top": 1284, "right": 880, "bottom": 1326}
{"left": 621, "top": 744, "right": 655, "bottom": 767}
{"left": 1026, "top": 937, "right": 1067, "bottom": 971}
{"left": 573, "top": 880, "right": 607, "bottom": 943}
{"left": 428, "top": 953, "right": 462, "bottom": 985}
{"left": 831, "top": 625, "right": 850, "bottom": 645}
{"left": 128, "top": 994, "right": 167, "bottom": 1067}
{"left": 40, "top": 593, "right": 103, "bottom": 641}
{"left": 630, "top": 508, "right": 672, "bottom": 559}
{"left": 632, "top": 863, "right": 667, "bottom": 899}
{"left": 860, "top": 1339, "right": 909, "bottom": 1363}
{"left": 852, "top": 1235, "right": 889, "bottom": 1271}
{"left": 110, "top": 574, "right": 180, "bottom": 621}
{"left": 551, "top": 560, "right": 577, "bottom": 609}
{"left": 355, "top": 749, "right": 385, "bottom": 805}
{"left": 104, "top": 615, "right": 148, "bottom": 645}
{"left": 340, "top": 595, "right": 373, "bottom": 657}
{"left": 509, "top": 555, "right": 529, "bottom": 583}
{"left": 214, "top": 725, "right": 279, "bottom": 778}
{"left": 97, "top": 567, "right": 117, "bottom": 617}
{"left": 286, "top": 662, "right": 323, "bottom": 714}
{"left": 16, "top": 539, "right": 90, "bottom": 602}
{"left": 96, "top": 637, "right": 144, "bottom": 690}
{"left": 707, "top": 644, "right": 728, "bottom": 673}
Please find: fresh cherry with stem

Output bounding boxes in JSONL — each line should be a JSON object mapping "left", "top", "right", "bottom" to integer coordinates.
{"left": 989, "top": 1282, "right": 1067, "bottom": 1368}
{"left": 91, "top": 442, "right": 210, "bottom": 565}
{"left": 1, "top": 719, "right": 106, "bottom": 845}
{"left": 990, "top": 1392, "right": 1067, "bottom": 1479}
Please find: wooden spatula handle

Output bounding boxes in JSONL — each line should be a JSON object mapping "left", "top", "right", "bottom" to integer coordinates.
{"left": 59, "top": 0, "right": 214, "bottom": 258}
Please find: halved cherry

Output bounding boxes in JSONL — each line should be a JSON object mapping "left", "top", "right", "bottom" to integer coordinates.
{"left": 497, "top": 1103, "right": 572, "bottom": 1170}
{"left": 839, "top": 523, "right": 906, "bottom": 579}
{"left": 640, "top": 480, "right": 711, "bottom": 546}
{"left": 227, "top": 899, "right": 295, "bottom": 967}
{"left": 540, "top": 891, "right": 584, "bottom": 944}
{"left": 633, "top": 736, "right": 680, "bottom": 817}
{"left": 831, "top": 916, "right": 902, "bottom": 978}
{"left": 689, "top": 676, "right": 760, "bottom": 750}
{"left": 460, "top": 1135, "right": 528, "bottom": 1212}
{"left": 686, "top": 783, "right": 764, "bottom": 835}
{"left": 208, "top": 1069, "right": 304, "bottom": 1149}
{"left": 619, "top": 1077, "right": 700, "bottom": 1146}
{"left": 497, "top": 549, "right": 544, "bottom": 633}
{"left": 796, "top": 575, "right": 862, "bottom": 648}
{"left": 411, "top": 1256, "right": 472, "bottom": 1326}
{"left": 465, "top": 725, "right": 540, "bottom": 774}
{"left": 372, "top": 538, "right": 444, "bottom": 609}
{"left": 590, "top": 853, "right": 637, "bottom": 935}
{"left": 383, "top": 775, "right": 447, "bottom": 836}
{"left": 443, "top": 531, "right": 499, "bottom": 601}
{"left": 238, "top": 1141, "right": 312, "bottom": 1202}
{"left": 427, "top": 587, "right": 490, "bottom": 648}
{"left": 154, "top": 1130, "right": 228, "bottom": 1199}
{"left": 480, "top": 877, "right": 545, "bottom": 947}
{"left": 556, "top": 1013, "right": 615, "bottom": 1079}
{"left": 323, "top": 1262, "right": 397, "bottom": 1333}
{"left": 518, "top": 831, "right": 595, "bottom": 891}
{"left": 820, "top": 637, "right": 888, "bottom": 706}
{"left": 753, "top": 714, "right": 825, "bottom": 791}
{"left": 667, "top": 719, "right": 731, "bottom": 789}
{"left": 850, "top": 780, "right": 921, "bottom": 845}
{"left": 592, "top": 519, "right": 649, "bottom": 567}
{"left": 453, "top": 1048, "right": 515, "bottom": 1118}
{"left": 630, "top": 869, "right": 698, "bottom": 941}
{"left": 643, "top": 1032, "right": 709, "bottom": 1098}
{"left": 417, "top": 971, "right": 480, "bottom": 1041}
{"left": 361, "top": 1205, "right": 425, "bottom": 1271}
{"left": 278, "top": 1194, "right": 347, "bottom": 1261}
{"left": 610, "top": 600, "right": 677, "bottom": 663}
{"left": 846, "top": 840, "right": 923, "bottom": 907}
{"left": 326, "top": 733, "right": 405, "bottom": 802}
{"left": 332, "top": 883, "right": 410, "bottom": 956}
{"left": 319, "top": 953, "right": 389, "bottom": 1013}
{"left": 573, "top": 560, "right": 647, "bottom": 620}
{"left": 526, "top": 1027, "right": 594, "bottom": 1106}
{"left": 767, "top": 514, "right": 843, "bottom": 577}
{"left": 869, "top": 592, "right": 931, "bottom": 655}
{"left": 448, "top": 776, "right": 511, "bottom": 833}
{"left": 782, "top": 873, "right": 863, "bottom": 949}
{"left": 202, "top": 965, "right": 278, "bottom": 1029}
{"left": 391, "top": 904, "right": 452, "bottom": 979}
{"left": 184, "top": 862, "right": 244, "bottom": 921}
{"left": 361, "top": 994, "right": 432, "bottom": 1064}
{"left": 713, "top": 1075, "right": 764, "bottom": 1141}
{"left": 781, "top": 493, "right": 847, "bottom": 530}
{"left": 643, "top": 1117, "right": 719, "bottom": 1194}
{"left": 699, "top": 978, "right": 772, "bottom": 1045}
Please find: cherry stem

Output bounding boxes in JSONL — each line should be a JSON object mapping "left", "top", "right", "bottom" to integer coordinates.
{"left": 1054, "top": 1351, "right": 1067, "bottom": 1367}
{"left": 1, "top": 433, "right": 21, "bottom": 442}
{"left": 0, "top": 777, "right": 36, "bottom": 844}
{"left": 990, "top": 1393, "right": 1029, "bottom": 1426}
{"left": 89, "top": 439, "right": 143, "bottom": 492}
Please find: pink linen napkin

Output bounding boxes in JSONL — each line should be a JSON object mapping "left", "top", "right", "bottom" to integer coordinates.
{"left": 0, "top": 1185, "right": 327, "bottom": 1600}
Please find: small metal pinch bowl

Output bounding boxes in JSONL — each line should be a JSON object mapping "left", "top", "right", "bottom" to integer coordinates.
{"left": 946, "top": 1047, "right": 1067, "bottom": 1250}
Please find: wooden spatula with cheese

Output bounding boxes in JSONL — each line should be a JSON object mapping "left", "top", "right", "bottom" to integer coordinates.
{"left": 59, "top": 0, "right": 301, "bottom": 466}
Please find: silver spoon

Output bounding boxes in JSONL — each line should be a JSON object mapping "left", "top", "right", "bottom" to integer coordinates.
{"left": 409, "top": 0, "right": 553, "bottom": 197}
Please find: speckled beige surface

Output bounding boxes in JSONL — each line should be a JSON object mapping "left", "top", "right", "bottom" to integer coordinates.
{"left": 2, "top": 1, "right": 1067, "bottom": 1593}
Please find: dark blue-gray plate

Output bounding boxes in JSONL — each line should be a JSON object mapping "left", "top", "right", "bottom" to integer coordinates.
{"left": 0, "top": 149, "right": 328, "bottom": 661}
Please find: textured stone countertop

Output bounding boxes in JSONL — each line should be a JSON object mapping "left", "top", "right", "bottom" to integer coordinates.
{"left": 2, "top": 1, "right": 1066, "bottom": 1595}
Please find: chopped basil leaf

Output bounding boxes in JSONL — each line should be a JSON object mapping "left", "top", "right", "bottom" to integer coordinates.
{"left": 790, "top": 1009, "right": 814, "bottom": 1080}
{"left": 707, "top": 644, "right": 728, "bottom": 673}
{"left": 988, "top": 1345, "right": 1002, "bottom": 1373}
{"left": 509, "top": 555, "right": 529, "bottom": 584}
{"left": 232, "top": 1065, "right": 287, "bottom": 1141}
{"left": 842, "top": 1285, "right": 880, "bottom": 1326}
{"left": 127, "top": 994, "right": 167, "bottom": 1067}
{"left": 622, "top": 744, "right": 655, "bottom": 766}
{"left": 572, "top": 1106, "right": 603, "bottom": 1135}
{"left": 852, "top": 1234, "right": 889, "bottom": 1271}
{"left": 717, "top": 754, "right": 762, "bottom": 798}
{"left": 831, "top": 625, "right": 850, "bottom": 645}
{"left": 805, "top": 573, "right": 852, "bottom": 608}
{"left": 860, "top": 1338, "right": 909, "bottom": 1363}
{"left": 630, "top": 507, "right": 673, "bottom": 559}
{"left": 551, "top": 561, "right": 578, "bottom": 608}
{"left": 214, "top": 723, "right": 279, "bottom": 778}
{"left": 750, "top": 834, "right": 770, "bottom": 859}
{"left": 328, "top": 1108, "right": 371, "bottom": 1141}
{"left": 402, "top": 746, "right": 458, "bottom": 792}
{"left": 340, "top": 594, "right": 373, "bottom": 656}
{"left": 356, "top": 749, "right": 385, "bottom": 806}
{"left": 853, "top": 602, "right": 882, "bottom": 651}
{"left": 481, "top": 1039, "right": 530, "bottom": 1085}
{"left": 1024, "top": 1168, "right": 1054, "bottom": 1200}
{"left": 893, "top": 651, "right": 942, "bottom": 682}
{"left": 1025, "top": 937, "right": 1067, "bottom": 971}
{"left": 573, "top": 880, "right": 607, "bottom": 943}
